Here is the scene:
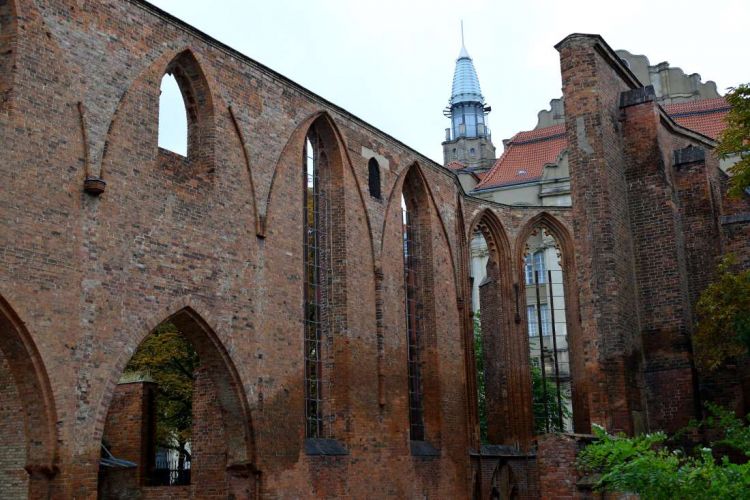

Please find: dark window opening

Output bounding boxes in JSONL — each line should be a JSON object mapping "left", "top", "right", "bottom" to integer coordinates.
{"left": 368, "top": 157, "right": 381, "bottom": 199}
{"left": 304, "top": 128, "right": 333, "bottom": 439}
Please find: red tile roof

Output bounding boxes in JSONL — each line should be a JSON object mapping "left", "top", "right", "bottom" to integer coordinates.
{"left": 475, "top": 98, "right": 729, "bottom": 190}
{"left": 474, "top": 124, "right": 566, "bottom": 190}
{"left": 664, "top": 97, "right": 730, "bottom": 140}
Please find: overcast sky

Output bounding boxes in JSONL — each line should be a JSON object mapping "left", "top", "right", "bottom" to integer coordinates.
{"left": 151, "top": 0, "right": 748, "bottom": 163}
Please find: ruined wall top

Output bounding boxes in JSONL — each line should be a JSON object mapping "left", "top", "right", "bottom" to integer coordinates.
{"left": 534, "top": 48, "right": 720, "bottom": 129}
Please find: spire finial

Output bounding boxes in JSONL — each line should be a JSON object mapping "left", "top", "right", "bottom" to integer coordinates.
{"left": 458, "top": 21, "right": 470, "bottom": 59}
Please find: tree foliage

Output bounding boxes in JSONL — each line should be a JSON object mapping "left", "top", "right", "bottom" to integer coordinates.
{"left": 693, "top": 254, "right": 750, "bottom": 372}
{"left": 124, "top": 321, "right": 198, "bottom": 456}
{"left": 578, "top": 405, "right": 750, "bottom": 499}
{"left": 531, "top": 361, "right": 571, "bottom": 434}
{"left": 473, "top": 314, "right": 489, "bottom": 443}
{"left": 473, "top": 312, "right": 572, "bottom": 440}
{"left": 717, "top": 84, "right": 750, "bottom": 197}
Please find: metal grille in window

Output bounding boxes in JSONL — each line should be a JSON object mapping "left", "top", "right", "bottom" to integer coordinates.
{"left": 303, "top": 130, "right": 334, "bottom": 439}
{"left": 402, "top": 194, "right": 425, "bottom": 441}
{"left": 525, "top": 237, "right": 573, "bottom": 434}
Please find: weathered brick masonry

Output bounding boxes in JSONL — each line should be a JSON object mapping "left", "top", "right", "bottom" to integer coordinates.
{"left": 0, "top": 1, "right": 749, "bottom": 498}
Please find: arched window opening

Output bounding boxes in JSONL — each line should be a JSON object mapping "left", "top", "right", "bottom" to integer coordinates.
{"left": 368, "top": 157, "right": 381, "bottom": 200}
{"left": 98, "top": 310, "right": 256, "bottom": 497}
{"left": 100, "top": 321, "right": 197, "bottom": 491}
{"left": 158, "top": 73, "right": 189, "bottom": 156}
{"left": 303, "top": 127, "right": 335, "bottom": 440}
{"left": 470, "top": 229, "right": 490, "bottom": 443}
{"left": 523, "top": 227, "right": 572, "bottom": 433}
{"left": 402, "top": 192, "right": 425, "bottom": 441}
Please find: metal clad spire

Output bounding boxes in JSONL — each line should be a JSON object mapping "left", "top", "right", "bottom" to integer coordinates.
{"left": 450, "top": 22, "right": 483, "bottom": 105}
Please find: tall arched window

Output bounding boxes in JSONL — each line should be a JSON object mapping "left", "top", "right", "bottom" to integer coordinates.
{"left": 300, "top": 118, "right": 348, "bottom": 451}
{"left": 368, "top": 158, "right": 381, "bottom": 199}
{"left": 158, "top": 73, "right": 188, "bottom": 156}
{"left": 402, "top": 193, "right": 425, "bottom": 441}
{"left": 522, "top": 227, "right": 572, "bottom": 433}
{"left": 302, "top": 124, "right": 347, "bottom": 442}
{"left": 304, "top": 129, "right": 325, "bottom": 439}
{"left": 469, "top": 229, "right": 489, "bottom": 443}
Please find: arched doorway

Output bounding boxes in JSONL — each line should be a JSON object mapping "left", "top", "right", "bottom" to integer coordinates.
{"left": 97, "top": 307, "right": 257, "bottom": 499}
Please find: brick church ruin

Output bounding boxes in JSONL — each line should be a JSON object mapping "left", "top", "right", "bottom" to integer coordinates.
{"left": 1, "top": 1, "right": 749, "bottom": 498}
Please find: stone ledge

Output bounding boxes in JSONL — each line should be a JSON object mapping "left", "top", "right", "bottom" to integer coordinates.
{"left": 410, "top": 440, "right": 440, "bottom": 457}
{"left": 620, "top": 85, "right": 656, "bottom": 108}
{"left": 673, "top": 145, "right": 706, "bottom": 167}
{"left": 721, "top": 213, "right": 750, "bottom": 226}
{"left": 304, "top": 438, "right": 348, "bottom": 456}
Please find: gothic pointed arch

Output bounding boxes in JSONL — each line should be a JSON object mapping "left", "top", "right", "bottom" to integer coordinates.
{"left": 381, "top": 162, "right": 458, "bottom": 290}
{"left": 467, "top": 208, "right": 512, "bottom": 267}
{"left": 468, "top": 209, "right": 535, "bottom": 446}
{"left": 397, "top": 162, "right": 446, "bottom": 446}
{"left": 99, "top": 48, "right": 217, "bottom": 185}
{"left": 266, "top": 110, "right": 376, "bottom": 260}
{"left": 514, "top": 212, "right": 589, "bottom": 434}
{"left": 300, "top": 112, "right": 356, "bottom": 444}
{"left": 97, "top": 305, "right": 257, "bottom": 497}
{"left": 160, "top": 49, "right": 215, "bottom": 165}
{"left": 0, "top": 294, "right": 58, "bottom": 498}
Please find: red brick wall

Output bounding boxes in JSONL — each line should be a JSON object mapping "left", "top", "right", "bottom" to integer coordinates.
{"left": 0, "top": 1, "right": 485, "bottom": 496}
{"left": 620, "top": 99, "right": 698, "bottom": 432}
{"left": 188, "top": 366, "right": 229, "bottom": 499}
{"left": 99, "top": 381, "right": 155, "bottom": 498}
{"left": 557, "top": 35, "right": 648, "bottom": 435}
{"left": 0, "top": 350, "right": 28, "bottom": 499}
{"left": 1, "top": 1, "right": 744, "bottom": 497}
{"left": 537, "top": 434, "right": 580, "bottom": 499}
{"left": 0, "top": 0, "right": 15, "bottom": 110}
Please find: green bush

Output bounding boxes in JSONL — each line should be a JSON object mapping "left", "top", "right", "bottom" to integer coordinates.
{"left": 578, "top": 405, "right": 750, "bottom": 499}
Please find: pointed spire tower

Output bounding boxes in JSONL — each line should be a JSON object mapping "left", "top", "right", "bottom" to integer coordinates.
{"left": 442, "top": 22, "right": 496, "bottom": 171}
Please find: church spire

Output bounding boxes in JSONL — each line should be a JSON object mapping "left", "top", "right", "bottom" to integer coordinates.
{"left": 442, "top": 23, "right": 495, "bottom": 171}
{"left": 450, "top": 23, "right": 483, "bottom": 106}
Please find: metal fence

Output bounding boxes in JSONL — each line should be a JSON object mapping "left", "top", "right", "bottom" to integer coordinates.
{"left": 150, "top": 451, "right": 191, "bottom": 486}
{"left": 528, "top": 269, "right": 573, "bottom": 433}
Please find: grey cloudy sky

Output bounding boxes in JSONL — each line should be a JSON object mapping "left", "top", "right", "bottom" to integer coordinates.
{"left": 151, "top": 0, "right": 748, "bottom": 163}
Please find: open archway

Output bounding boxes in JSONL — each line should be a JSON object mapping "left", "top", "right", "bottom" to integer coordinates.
{"left": 515, "top": 213, "right": 588, "bottom": 434}
{"left": 0, "top": 295, "right": 58, "bottom": 499}
{"left": 98, "top": 307, "right": 257, "bottom": 499}
{"left": 467, "top": 210, "right": 533, "bottom": 447}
